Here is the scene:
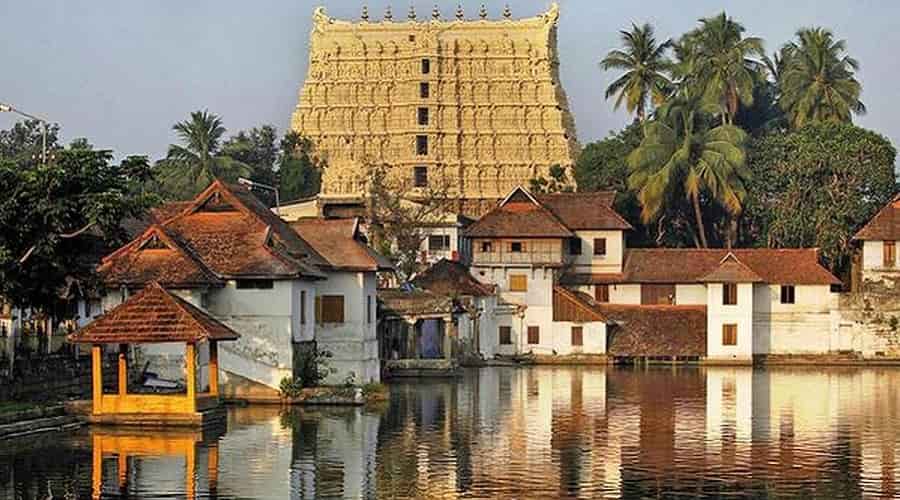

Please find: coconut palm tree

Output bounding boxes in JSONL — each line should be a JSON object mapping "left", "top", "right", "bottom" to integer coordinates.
{"left": 157, "top": 110, "right": 250, "bottom": 199}
{"left": 680, "top": 12, "right": 765, "bottom": 125}
{"left": 600, "top": 23, "right": 673, "bottom": 121}
{"left": 778, "top": 27, "right": 865, "bottom": 128}
{"left": 627, "top": 94, "right": 750, "bottom": 248}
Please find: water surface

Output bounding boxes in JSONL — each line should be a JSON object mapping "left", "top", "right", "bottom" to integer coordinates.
{"left": 2, "top": 366, "right": 899, "bottom": 499}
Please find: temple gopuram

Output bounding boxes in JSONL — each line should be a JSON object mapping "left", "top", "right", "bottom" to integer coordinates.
{"left": 290, "top": 3, "right": 578, "bottom": 217}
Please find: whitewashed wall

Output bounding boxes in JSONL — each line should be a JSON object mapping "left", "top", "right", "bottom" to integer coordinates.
{"left": 706, "top": 283, "right": 754, "bottom": 361}
{"left": 549, "top": 321, "right": 606, "bottom": 355}
{"left": 609, "top": 284, "right": 641, "bottom": 304}
{"left": 675, "top": 284, "right": 707, "bottom": 305}
{"left": 569, "top": 230, "right": 625, "bottom": 274}
{"left": 315, "top": 271, "right": 380, "bottom": 384}
{"left": 752, "top": 284, "right": 836, "bottom": 354}
{"left": 863, "top": 240, "right": 886, "bottom": 270}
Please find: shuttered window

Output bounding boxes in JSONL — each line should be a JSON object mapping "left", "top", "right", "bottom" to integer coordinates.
{"left": 509, "top": 275, "right": 527, "bottom": 292}
{"left": 885, "top": 241, "right": 896, "bottom": 267}
{"left": 722, "top": 324, "right": 738, "bottom": 346}
{"left": 527, "top": 326, "right": 540, "bottom": 345}
{"left": 317, "top": 295, "right": 344, "bottom": 324}
{"left": 780, "top": 285, "right": 795, "bottom": 304}
{"left": 571, "top": 326, "right": 583, "bottom": 346}
{"left": 499, "top": 326, "right": 512, "bottom": 345}
{"left": 723, "top": 283, "right": 738, "bottom": 305}
{"left": 594, "top": 284, "right": 610, "bottom": 303}
{"left": 641, "top": 284, "right": 674, "bottom": 305}
{"left": 593, "top": 238, "right": 607, "bottom": 256}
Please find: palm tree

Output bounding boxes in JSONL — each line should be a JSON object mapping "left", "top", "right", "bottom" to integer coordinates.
{"left": 778, "top": 27, "right": 865, "bottom": 128}
{"left": 157, "top": 110, "right": 250, "bottom": 199}
{"left": 680, "top": 12, "right": 765, "bottom": 125}
{"left": 600, "top": 23, "right": 673, "bottom": 121}
{"left": 627, "top": 94, "right": 750, "bottom": 247}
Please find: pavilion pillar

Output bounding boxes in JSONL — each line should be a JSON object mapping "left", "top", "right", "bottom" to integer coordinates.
{"left": 91, "top": 433, "right": 103, "bottom": 499}
{"left": 117, "top": 344, "right": 128, "bottom": 397}
{"left": 208, "top": 341, "right": 219, "bottom": 397}
{"left": 443, "top": 315, "right": 455, "bottom": 361}
{"left": 185, "top": 343, "right": 196, "bottom": 412}
{"left": 91, "top": 345, "right": 103, "bottom": 415}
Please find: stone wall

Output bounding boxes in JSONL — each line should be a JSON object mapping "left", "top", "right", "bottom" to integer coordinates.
{"left": 836, "top": 285, "right": 900, "bottom": 357}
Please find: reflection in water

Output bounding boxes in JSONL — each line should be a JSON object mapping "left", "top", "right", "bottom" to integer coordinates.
{"left": 2, "top": 366, "right": 900, "bottom": 498}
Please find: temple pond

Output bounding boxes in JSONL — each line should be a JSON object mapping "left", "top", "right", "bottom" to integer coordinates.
{"left": 3, "top": 365, "right": 900, "bottom": 499}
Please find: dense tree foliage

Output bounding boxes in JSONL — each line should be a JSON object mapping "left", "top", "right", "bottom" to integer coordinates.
{"left": 221, "top": 125, "right": 279, "bottom": 186}
{"left": 279, "top": 131, "right": 322, "bottom": 202}
{"left": 741, "top": 123, "right": 896, "bottom": 274}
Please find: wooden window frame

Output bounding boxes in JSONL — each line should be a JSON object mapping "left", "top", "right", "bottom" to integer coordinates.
{"left": 723, "top": 283, "right": 738, "bottom": 306}
{"left": 499, "top": 326, "right": 512, "bottom": 345}
{"left": 509, "top": 274, "right": 528, "bottom": 292}
{"left": 428, "top": 234, "right": 450, "bottom": 251}
{"left": 481, "top": 241, "right": 493, "bottom": 253}
{"left": 780, "top": 285, "right": 796, "bottom": 304}
{"left": 594, "top": 284, "right": 610, "bottom": 303}
{"left": 593, "top": 238, "right": 607, "bottom": 256}
{"left": 317, "top": 295, "right": 345, "bottom": 324}
{"left": 571, "top": 326, "right": 583, "bottom": 346}
{"left": 885, "top": 241, "right": 896, "bottom": 268}
{"left": 527, "top": 326, "right": 540, "bottom": 345}
{"left": 509, "top": 241, "right": 524, "bottom": 253}
{"left": 414, "top": 166, "right": 428, "bottom": 187}
{"left": 722, "top": 324, "right": 738, "bottom": 346}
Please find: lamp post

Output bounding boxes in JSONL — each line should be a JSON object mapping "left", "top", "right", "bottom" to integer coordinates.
{"left": 237, "top": 177, "right": 281, "bottom": 216}
{"left": 0, "top": 102, "right": 50, "bottom": 165}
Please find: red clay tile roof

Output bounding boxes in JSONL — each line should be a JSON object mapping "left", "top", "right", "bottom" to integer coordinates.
{"left": 100, "top": 180, "right": 327, "bottom": 286}
{"left": 412, "top": 259, "right": 494, "bottom": 297}
{"left": 699, "top": 254, "right": 764, "bottom": 283}
{"left": 465, "top": 200, "right": 574, "bottom": 238}
{"left": 563, "top": 248, "right": 840, "bottom": 286}
{"left": 290, "top": 217, "right": 393, "bottom": 272}
{"left": 597, "top": 304, "right": 707, "bottom": 357}
{"left": 854, "top": 194, "right": 900, "bottom": 240}
{"left": 536, "top": 191, "right": 632, "bottom": 230}
{"left": 68, "top": 282, "right": 240, "bottom": 344}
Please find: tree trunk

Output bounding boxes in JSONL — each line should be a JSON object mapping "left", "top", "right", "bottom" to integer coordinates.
{"left": 691, "top": 192, "right": 708, "bottom": 248}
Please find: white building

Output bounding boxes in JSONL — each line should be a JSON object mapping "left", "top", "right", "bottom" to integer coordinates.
{"left": 95, "top": 180, "right": 391, "bottom": 398}
{"left": 853, "top": 193, "right": 900, "bottom": 288}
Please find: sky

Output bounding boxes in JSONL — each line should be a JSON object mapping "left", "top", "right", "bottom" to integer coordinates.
{"left": 2, "top": 1, "right": 899, "bottom": 161}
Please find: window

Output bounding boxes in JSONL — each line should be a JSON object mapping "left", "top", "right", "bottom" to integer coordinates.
{"left": 595, "top": 284, "right": 610, "bottom": 303}
{"left": 317, "top": 295, "right": 344, "bottom": 324}
{"left": 593, "top": 238, "right": 607, "bottom": 256}
{"left": 885, "top": 241, "right": 896, "bottom": 267}
{"left": 499, "top": 326, "right": 512, "bottom": 345}
{"left": 414, "top": 166, "right": 428, "bottom": 187}
{"left": 780, "top": 285, "right": 796, "bottom": 304}
{"left": 416, "top": 135, "right": 428, "bottom": 155}
{"left": 421, "top": 58, "right": 430, "bottom": 74}
{"left": 300, "top": 290, "right": 307, "bottom": 324}
{"left": 723, "top": 283, "right": 738, "bottom": 305}
{"left": 428, "top": 234, "right": 451, "bottom": 251}
{"left": 367, "top": 295, "right": 372, "bottom": 324}
{"left": 236, "top": 279, "right": 274, "bottom": 290}
{"left": 722, "top": 324, "right": 738, "bottom": 346}
{"left": 527, "top": 326, "right": 540, "bottom": 345}
{"left": 417, "top": 107, "right": 429, "bottom": 125}
{"left": 569, "top": 238, "right": 582, "bottom": 255}
{"left": 509, "top": 241, "right": 524, "bottom": 253}
{"left": 571, "top": 326, "right": 583, "bottom": 346}
{"left": 420, "top": 82, "right": 430, "bottom": 98}
{"left": 481, "top": 241, "right": 493, "bottom": 253}
{"left": 509, "top": 275, "right": 528, "bottom": 292}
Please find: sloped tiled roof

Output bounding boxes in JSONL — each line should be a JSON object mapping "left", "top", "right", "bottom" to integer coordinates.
{"left": 290, "top": 217, "right": 393, "bottom": 272}
{"left": 562, "top": 248, "right": 840, "bottom": 286}
{"left": 412, "top": 259, "right": 494, "bottom": 297}
{"left": 598, "top": 304, "right": 707, "bottom": 357}
{"left": 698, "top": 254, "right": 764, "bottom": 283}
{"left": 100, "top": 180, "right": 327, "bottom": 287}
{"left": 536, "top": 191, "right": 632, "bottom": 230}
{"left": 378, "top": 288, "right": 454, "bottom": 317}
{"left": 68, "top": 282, "right": 240, "bottom": 344}
{"left": 853, "top": 194, "right": 900, "bottom": 241}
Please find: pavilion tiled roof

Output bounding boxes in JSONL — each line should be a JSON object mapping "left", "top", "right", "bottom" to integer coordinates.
{"left": 412, "top": 259, "right": 494, "bottom": 297}
{"left": 598, "top": 304, "right": 707, "bottom": 357}
{"left": 536, "top": 191, "right": 632, "bottom": 230}
{"left": 378, "top": 288, "right": 454, "bottom": 317}
{"left": 853, "top": 194, "right": 900, "bottom": 241}
{"left": 290, "top": 217, "right": 393, "bottom": 272}
{"left": 100, "top": 180, "right": 327, "bottom": 287}
{"left": 562, "top": 248, "right": 840, "bottom": 286}
{"left": 68, "top": 282, "right": 240, "bottom": 344}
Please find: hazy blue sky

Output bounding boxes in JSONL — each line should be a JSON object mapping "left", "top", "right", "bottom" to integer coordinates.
{"left": 2, "top": 1, "right": 898, "bottom": 160}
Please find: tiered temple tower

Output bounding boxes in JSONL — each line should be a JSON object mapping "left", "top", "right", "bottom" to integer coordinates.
{"left": 290, "top": 3, "right": 578, "bottom": 216}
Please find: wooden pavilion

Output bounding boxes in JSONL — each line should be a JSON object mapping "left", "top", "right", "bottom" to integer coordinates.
{"left": 68, "top": 282, "right": 240, "bottom": 426}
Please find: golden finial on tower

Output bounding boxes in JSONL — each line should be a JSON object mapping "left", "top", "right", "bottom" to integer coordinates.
{"left": 503, "top": 4, "right": 511, "bottom": 19}
{"left": 384, "top": 5, "right": 392, "bottom": 21}
{"left": 479, "top": 4, "right": 487, "bottom": 20}
{"left": 408, "top": 5, "right": 416, "bottom": 20}
{"left": 455, "top": 4, "right": 464, "bottom": 20}
{"left": 361, "top": 4, "right": 369, "bottom": 21}
{"left": 432, "top": 5, "right": 440, "bottom": 20}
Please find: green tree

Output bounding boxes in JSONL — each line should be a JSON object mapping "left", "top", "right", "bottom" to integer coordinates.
{"left": 600, "top": 23, "right": 673, "bottom": 121}
{"left": 778, "top": 28, "right": 865, "bottom": 129}
{"left": 741, "top": 122, "right": 895, "bottom": 275}
{"left": 628, "top": 94, "right": 750, "bottom": 248}
{"left": 222, "top": 125, "right": 279, "bottom": 186}
{"left": 278, "top": 131, "right": 322, "bottom": 201}
{"left": 0, "top": 119, "right": 60, "bottom": 166}
{"left": 156, "top": 110, "right": 250, "bottom": 199}
{"left": 680, "top": 12, "right": 765, "bottom": 125}
{"left": 0, "top": 147, "right": 157, "bottom": 309}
